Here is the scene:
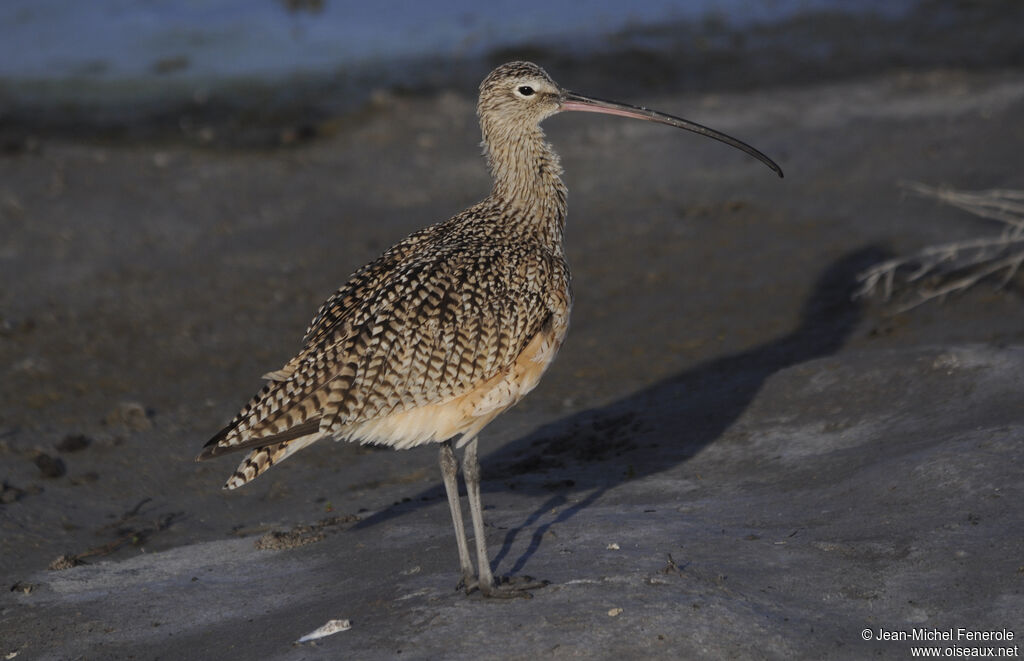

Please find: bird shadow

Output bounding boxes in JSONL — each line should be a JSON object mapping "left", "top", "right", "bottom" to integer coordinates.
{"left": 354, "top": 246, "right": 884, "bottom": 576}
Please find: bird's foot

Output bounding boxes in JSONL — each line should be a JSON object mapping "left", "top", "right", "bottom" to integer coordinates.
{"left": 456, "top": 574, "right": 476, "bottom": 594}
{"left": 475, "top": 575, "right": 549, "bottom": 599}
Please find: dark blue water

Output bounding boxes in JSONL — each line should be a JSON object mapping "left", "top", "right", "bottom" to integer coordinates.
{"left": 2, "top": 0, "right": 913, "bottom": 82}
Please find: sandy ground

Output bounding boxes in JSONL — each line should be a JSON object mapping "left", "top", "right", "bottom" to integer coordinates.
{"left": 1, "top": 47, "right": 1024, "bottom": 661}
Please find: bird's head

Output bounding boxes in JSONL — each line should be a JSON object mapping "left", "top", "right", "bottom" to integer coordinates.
{"left": 478, "top": 61, "right": 564, "bottom": 130}
{"left": 478, "top": 60, "right": 784, "bottom": 178}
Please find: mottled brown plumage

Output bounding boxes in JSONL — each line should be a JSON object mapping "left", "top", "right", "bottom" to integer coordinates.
{"left": 198, "top": 61, "right": 781, "bottom": 597}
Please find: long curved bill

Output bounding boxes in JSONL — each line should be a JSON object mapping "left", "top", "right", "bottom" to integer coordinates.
{"left": 560, "top": 91, "right": 784, "bottom": 178}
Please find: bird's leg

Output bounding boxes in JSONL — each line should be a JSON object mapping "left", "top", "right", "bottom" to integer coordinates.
{"left": 462, "top": 436, "right": 545, "bottom": 598}
{"left": 439, "top": 439, "right": 475, "bottom": 592}
{"left": 461, "top": 436, "right": 496, "bottom": 593}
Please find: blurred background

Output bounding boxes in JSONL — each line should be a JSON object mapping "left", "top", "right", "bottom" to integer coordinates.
{"left": 1, "top": 0, "right": 1021, "bottom": 146}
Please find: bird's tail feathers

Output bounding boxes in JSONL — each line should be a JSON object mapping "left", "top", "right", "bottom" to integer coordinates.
{"left": 223, "top": 432, "right": 324, "bottom": 489}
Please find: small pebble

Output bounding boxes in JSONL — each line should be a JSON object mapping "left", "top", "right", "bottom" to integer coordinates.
{"left": 1, "top": 482, "right": 25, "bottom": 504}
{"left": 104, "top": 402, "right": 152, "bottom": 431}
{"left": 47, "top": 554, "right": 82, "bottom": 571}
{"left": 56, "top": 434, "right": 91, "bottom": 453}
{"left": 9, "top": 581, "right": 34, "bottom": 595}
{"left": 33, "top": 453, "right": 65, "bottom": 479}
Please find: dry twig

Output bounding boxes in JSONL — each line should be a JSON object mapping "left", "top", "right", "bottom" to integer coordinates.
{"left": 856, "top": 183, "right": 1024, "bottom": 311}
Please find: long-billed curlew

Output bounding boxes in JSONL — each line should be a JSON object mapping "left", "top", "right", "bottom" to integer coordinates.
{"left": 197, "top": 61, "right": 782, "bottom": 598}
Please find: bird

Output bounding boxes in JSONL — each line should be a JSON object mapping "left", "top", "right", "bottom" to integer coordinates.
{"left": 197, "top": 61, "right": 782, "bottom": 598}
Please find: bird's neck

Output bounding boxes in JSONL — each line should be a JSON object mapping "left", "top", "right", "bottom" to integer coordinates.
{"left": 482, "top": 123, "right": 568, "bottom": 246}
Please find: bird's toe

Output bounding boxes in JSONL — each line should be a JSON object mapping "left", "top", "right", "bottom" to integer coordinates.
{"left": 478, "top": 575, "right": 549, "bottom": 599}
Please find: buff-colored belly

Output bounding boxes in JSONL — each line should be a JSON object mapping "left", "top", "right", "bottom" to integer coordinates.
{"left": 337, "top": 323, "right": 562, "bottom": 450}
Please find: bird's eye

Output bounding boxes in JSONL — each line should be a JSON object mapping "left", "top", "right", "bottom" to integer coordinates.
{"left": 517, "top": 86, "right": 535, "bottom": 97}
